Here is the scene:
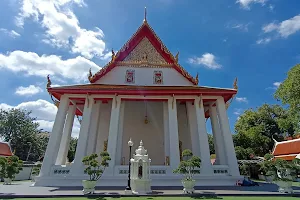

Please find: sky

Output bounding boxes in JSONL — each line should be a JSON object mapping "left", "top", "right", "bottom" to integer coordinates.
{"left": 0, "top": 0, "right": 300, "bottom": 138}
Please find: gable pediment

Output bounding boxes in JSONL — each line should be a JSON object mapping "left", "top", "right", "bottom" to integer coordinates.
{"left": 90, "top": 21, "right": 198, "bottom": 85}
{"left": 123, "top": 37, "right": 167, "bottom": 64}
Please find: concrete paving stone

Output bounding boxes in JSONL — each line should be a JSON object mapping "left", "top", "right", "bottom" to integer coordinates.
{"left": 0, "top": 181, "right": 299, "bottom": 197}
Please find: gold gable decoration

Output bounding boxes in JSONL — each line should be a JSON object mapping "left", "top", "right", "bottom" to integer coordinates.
{"left": 124, "top": 37, "right": 166, "bottom": 64}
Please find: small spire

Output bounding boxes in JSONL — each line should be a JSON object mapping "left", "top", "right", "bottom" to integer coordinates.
{"left": 140, "top": 140, "right": 143, "bottom": 146}
{"left": 195, "top": 72, "right": 199, "bottom": 85}
{"left": 233, "top": 77, "right": 238, "bottom": 90}
{"left": 144, "top": 7, "right": 147, "bottom": 22}
{"left": 46, "top": 75, "right": 51, "bottom": 88}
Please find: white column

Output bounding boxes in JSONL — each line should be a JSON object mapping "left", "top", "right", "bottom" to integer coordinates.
{"left": 107, "top": 97, "right": 121, "bottom": 170}
{"left": 116, "top": 101, "right": 125, "bottom": 165}
{"left": 216, "top": 97, "right": 240, "bottom": 176}
{"left": 56, "top": 103, "right": 76, "bottom": 165}
{"left": 209, "top": 104, "right": 226, "bottom": 165}
{"left": 39, "top": 95, "right": 69, "bottom": 177}
{"left": 163, "top": 101, "right": 170, "bottom": 164}
{"left": 186, "top": 102, "right": 201, "bottom": 158}
{"left": 194, "top": 97, "right": 213, "bottom": 175}
{"left": 71, "top": 96, "right": 94, "bottom": 174}
{"left": 95, "top": 102, "right": 104, "bottom": 155}
{"left": 168, "top": 98, "right": 180, "bottom": 170}
{"left": 86, "top": 101, "right": 101, "bottom": 155}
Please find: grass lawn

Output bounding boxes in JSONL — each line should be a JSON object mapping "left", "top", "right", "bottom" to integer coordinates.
{"left": 12, "top": 197, "right": 299, "bottom": 200}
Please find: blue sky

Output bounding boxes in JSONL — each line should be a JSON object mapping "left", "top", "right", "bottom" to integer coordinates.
{"left": 0, "top": 0, "right": 300, "bottom": 137}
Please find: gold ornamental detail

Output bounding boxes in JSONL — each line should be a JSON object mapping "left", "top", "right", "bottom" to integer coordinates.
{"left": 165, "top": 156, "right": 170, "bottom": 166}
{"left": 103, "top": 140, "right": 108, "bottom": 151}
{"left": 116, "top": 61, "right": 173, "bottom": 68}
{"left": 123, "top": 37, "right": 166, "bottom": 64}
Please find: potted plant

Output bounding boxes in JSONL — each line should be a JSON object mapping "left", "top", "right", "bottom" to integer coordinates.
{"left": 31, "top": 163, "right": 42, "bottom": 182}
{"left": 259, "top": 153, "right": 275, "bottom": 182}
{"left": 265, "top": 157, "right": 300, "bottom": 193}
{"left": 82, "top": 151, "right": 111, "bottom": 194}
{"left": 0, "top": 155, "right": 23, "bottom": 185}
{"left": 173, "top": 149, "right": 201, "bottom": 194}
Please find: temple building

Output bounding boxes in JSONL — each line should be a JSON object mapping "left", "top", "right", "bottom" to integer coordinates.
{"left": 35, "top": 14, "right": 241, "bottom": 187}
{"left": 272, "top": 138, "right": 300, "bottom": 161}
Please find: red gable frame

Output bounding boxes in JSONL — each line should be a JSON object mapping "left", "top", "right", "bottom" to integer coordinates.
{"left": 89, "top": 21, "right": 198, "bottom": 85}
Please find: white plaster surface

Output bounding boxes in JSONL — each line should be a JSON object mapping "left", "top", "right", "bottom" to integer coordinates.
{"left": 121, "top": 101, "right": 164, "bottom": 165}
{"left": 94, "top": 67, "right": 193, "bottom": 86}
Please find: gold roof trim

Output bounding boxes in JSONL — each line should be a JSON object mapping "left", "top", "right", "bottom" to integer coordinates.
{"left": 115, "top": 61, "right": 173, "bottom": 68}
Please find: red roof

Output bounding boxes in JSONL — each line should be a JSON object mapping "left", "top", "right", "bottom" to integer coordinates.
{"left": 89, "top": 21, "right": 198, "bottom": 85}
{"left": 0, "top": 142, "right": 13, "bottom": 157}
{"left": 272, "top": 138, "right": 300, "bottom": 156}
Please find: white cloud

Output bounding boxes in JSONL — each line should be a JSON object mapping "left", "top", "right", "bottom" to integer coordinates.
{"left": 234, "top": 108, "right": 243, "bottom": 115}
{"left": 228, "top": 23, "right": 251, "bottom": 32}
{"left": 15, "top": 85, "right": 43, "bottom": 96}
{"left": 266, "top": 81, "right": 281, "bottom": 90}
{"left": 0, "top": 28, "right": 20, "bottom": 38}
{"left": 256, "top": 37, "right": 271, "bottom": 44}
{"left": 0, "top": 50, "right": 100, "bottom": 82}
{"left": 262, "top": 15, "right": 300, "bottom": 38}
{"left": 236, "top": 0, "right": 267, "bottom": 9}
{"left": 236, "top": 97, "right": 248, "bottom": 103}
{"left": 0, "top": 99, "right": 80, "bottom": 137}
{"left": 273, "top": 82, "right": 281, "bottom": 88}
{"left": 16, "top": 0, "right": 106, "bottom": 59}
{"left": 188, "top": 53, "right": 222, "bottom": 69}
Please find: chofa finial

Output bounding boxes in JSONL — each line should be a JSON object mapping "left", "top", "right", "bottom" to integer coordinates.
{"left": 111, "top": 49, "right": 116, "bottom": 62}
{"left": 195, "top": 72, "right": 199, "bottom": 85}
{"left": 233, "top": 77, "right": 238, "bottom": 90}
{"left": 144, "top": 7, "right": 147, "bottom": 22}
{"left": 88, "top": 68, "right": 93, "bottom": 81}
{"left": 46, "top": 75, "right": 51, "bottom": 88}
{"left": 175, "top": 51, "right": 179, "bottom": 63}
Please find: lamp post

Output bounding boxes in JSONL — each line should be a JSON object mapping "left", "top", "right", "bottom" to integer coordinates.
{"left": 126, "top": 138, "right": 134, "bottom": 191}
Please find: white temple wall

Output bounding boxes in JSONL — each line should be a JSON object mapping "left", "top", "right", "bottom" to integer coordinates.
{"left": 121, "top": 101, "right": 164, "bottom": 165}
{"left": 94, "top": 67, "right": 193, "bottom": 86}
{"left": 95, "top": 101, "right": 112, "bottom": 154}
{"left": 177, "top": 103, "right": 192, "bottom": 154}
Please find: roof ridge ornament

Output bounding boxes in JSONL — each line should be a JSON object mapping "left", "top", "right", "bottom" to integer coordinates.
{"left": 175, "top": 51, "right": 179, "bottom": 63}
{"left": 46, "top": 75, "right": 51, "bottom": 88}
{"left": 233, "top": 77, "right": 238, "bottom": 90}
{"left": 144, "top": 7, "right": 147, "bottom": 22}
{"left": 88, "top": 68, "right": 93, "bottom": 81}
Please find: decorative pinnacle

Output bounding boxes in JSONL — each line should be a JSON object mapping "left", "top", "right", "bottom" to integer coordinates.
{"left": 140, "top": 140, "right": 143, "bottom": 146}
{"left": 144, "top": 7, "right": 147, "bottom": 22}
{"left": 233, "top": 77, "right": 238, "bottom": 90}
{"left": 46, "top": 75, "right": 51, "bottom": 88}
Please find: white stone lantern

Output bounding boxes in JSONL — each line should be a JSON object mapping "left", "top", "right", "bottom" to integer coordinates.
{"left": 130, "top": 140, "right": 152, "bottom": 194}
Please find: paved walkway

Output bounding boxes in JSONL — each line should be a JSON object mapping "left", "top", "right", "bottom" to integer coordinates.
{"left": 0, "top": 181, "right": 299, "bottom": 197}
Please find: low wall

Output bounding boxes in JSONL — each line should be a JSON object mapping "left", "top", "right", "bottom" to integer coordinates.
{"left": 14, "top": 164, "right": 35, "bottom": 181}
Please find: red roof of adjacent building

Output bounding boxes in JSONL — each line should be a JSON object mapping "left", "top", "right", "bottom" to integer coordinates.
{"left": 272, "top": 138, "right": 300, "bottom": 161}
{"left": 0, "top": 142, "right": 13, "bottom": 157}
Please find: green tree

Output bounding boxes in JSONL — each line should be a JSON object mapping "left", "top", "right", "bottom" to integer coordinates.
{"left": 234, "top": 104, "right": 295, "bottom": 157}
{"left": 0, "top": 109, "right": 44, "bottom": 161}
{"left": 67, "top": 137, "right": 78, "bottom": 162}
{"left": 207, "top": 134, "right": 215, "bottom": 155}
{"left": 275, "top": 64, "right": 300, "bottom": 132}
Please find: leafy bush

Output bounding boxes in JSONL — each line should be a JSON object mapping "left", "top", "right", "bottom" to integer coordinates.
{"left": 82, "top": 152, "right": 111, "bottom": 181}
{"left": 0, "top": 155, "right": 23, "bottom": 179}
{"left": 173, "top": 149, "right": 201, "bottom": 181}
{"left": 260, "top": 153, "right": 300, "bottom": 182}
{"left": 31, "top": 163, "right": 42, "bottom": 176}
